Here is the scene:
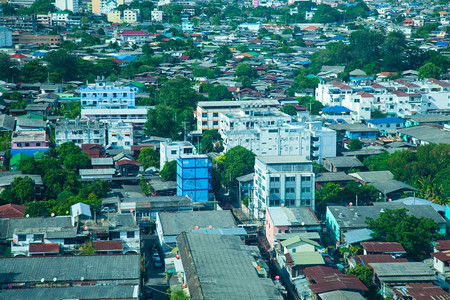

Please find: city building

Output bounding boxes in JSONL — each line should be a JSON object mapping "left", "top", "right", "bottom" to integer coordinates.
{"left": 108, "top": 121, "right": 133, "bottom": 149}
{"left": 176, "top": 155, "right": 212, "bottom": 203}
{"left": 196, "top": 100, "right": 279, "bottom": 132}
{"left": 0, "top": 26, "right": 12, "bottom": 47}
{"left": 51, "top": 12, "right": 70, "bottom": 26}
{"left": 151, "top": 8, "right": 164, "bottom": 21}
{"left": 15, "top": 33, "right": 61, "bottom": 46}
{"left": 80, "top": 82, "right": 135, "bottom": 108}
{"left": 55, "top": 118, "right": 107, "bottom": 147}
{"left": 160, "top": 139, "right": 196, "bottom": 170}
{"left": 11, "top": 130, "right": 48, "bottom": 156}
{"left": 81, "top": 107, "right": 148, "bottom": 123}
{"left": 252, "top": 156, "right": 315, "bottom": 219}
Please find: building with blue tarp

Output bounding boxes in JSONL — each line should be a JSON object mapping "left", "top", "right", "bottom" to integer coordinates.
{"left": 176, "top": 155, "right": 212, "bottom": 202}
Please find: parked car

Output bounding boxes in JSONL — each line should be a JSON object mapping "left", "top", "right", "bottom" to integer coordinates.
{"left": 153, "top": 260, "right": 163, "bottom": 268}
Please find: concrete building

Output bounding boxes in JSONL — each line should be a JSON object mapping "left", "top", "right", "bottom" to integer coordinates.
{"left": 176, "top": 155, "right": 212, "bottom": 203}
{"left": 54, "top": 0, "right": 79, "bottom": 13}
{"left": 160, "top": 139, "right": 195, "bottom": 170}
{"left": 252, "top": 156, "right": 315, "bottom": 220}
{"left": 196, "top": 100, "right": 279, "bottom": 132}
{"left": 16, "top": 33, "right": 61, "bottom": 46}
{"left": 0, "top": 26, "right": 12, "bottom": 47}
{"left": 108, "top": 121, "right": 133, "bottom": 149}
{"left": 11, "top": 131, "right": 49, "bottom": 156}
{"left": 80, "top": 82, "right": 135, "bottom": 108}
{"left": 55, "top": 118, "right": 107, "bottom": 147}
{"left": 151, "top": 8, "right": 164, "bottom": 21}
{"left": 81, "top": 107, "right": 148, "bottom": 124}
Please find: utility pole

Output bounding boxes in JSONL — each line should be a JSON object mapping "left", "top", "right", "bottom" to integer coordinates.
{"left": 182, "top": 118, "right": 188, "bottom": 141}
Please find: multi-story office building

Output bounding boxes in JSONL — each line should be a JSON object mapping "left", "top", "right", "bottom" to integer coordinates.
{"left": 0, "top": 26, "right": 12, "bottom": 47}
{"left": 160, "top": 139, "right": 196, "bottom": 170}
{"left": 108, "top": 121, "right": 133, "bottom": 149}
{"left": 55, "top": 118, "right": 107, "bottom": 147}
{"left": 196, "top": 100, "right": 279, "bottom": 132}
{"left": 252, "top": 156, "right": 315, "bottom": 219}
{"left": 80, "top": 82, "right": 135, "bottom": 108}
{"left": 51, "top": 11, "right": 69, "bottom": 26}
{"left": 176, "top": 155, "right": 212, "bottom": 203}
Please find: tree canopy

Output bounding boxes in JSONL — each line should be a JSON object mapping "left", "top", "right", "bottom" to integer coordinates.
{"left": 138, "top": 147, "right": 160, "bottom": 169}
{"left": 160, "top": 160, "right": 177, "bottom": 181}
{"left": 366, "top": 208, "right": 441, "bottom": 260}
{"left": 217, "top": 146, "right": 256, "bottom": 188}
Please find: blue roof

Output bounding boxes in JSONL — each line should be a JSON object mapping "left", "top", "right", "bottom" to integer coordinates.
{"left": 33, "top": 51, "right": 47, "bottom": 57}
{"left": 331, "top": 35, "right": 347, "bottom": 41}
{"left": 322, "top": 106, "right": 352, "bottom": 113}
{"left": 436, "top": 41, "right": 448, "bottom": 47}
{"left": 367, "top": 117, "right": 404, "bottom": 125}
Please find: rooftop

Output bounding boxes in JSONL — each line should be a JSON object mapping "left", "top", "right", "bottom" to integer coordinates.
{"left": 397, "top": 125, "right": 450, "bottom": 145}
{"left": 323, "top": 156, "right": 365, "bottom": 168}
{"left": 268, "top": 206, "right": 319, "bottom": 227}
{"left": 257, "top": 155, "right": 311, "bottom": 165}
{"left": 369, "top": 262, "right": 435, "bottom": 283}
{"left": 361, "top": 242, "right": 406, "bottom": 254}
{"left": 11, "top": 130, "right": 46, "bottom": 142}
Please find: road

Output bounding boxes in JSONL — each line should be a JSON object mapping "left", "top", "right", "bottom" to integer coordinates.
{"left": 143, "top": 234, "right": 169, "bottom": 300}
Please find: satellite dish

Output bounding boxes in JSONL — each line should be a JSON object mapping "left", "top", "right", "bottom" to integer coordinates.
{"left": 41, "top": 278, "right": 45, "bottom": 283}
{"left": 81, "top": 277, "right": 85, "bottom": 281}
{"left": 53, "top": 277, "right": 57, "bottom": 282}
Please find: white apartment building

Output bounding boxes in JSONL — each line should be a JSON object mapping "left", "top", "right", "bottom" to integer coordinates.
{"left": 160, "top": 139, "right": 195, "bottom": 170}
{"left": 51, "top": 11, "right": 70, "bottom": 25}
{"left": 55, "top": 0, "right": 79, "bottom": 12}
{"left": 309, "top": 122, "right": 336, "bottom": 162}
{"left": 80, "top": 82, "right": 135, "bottom": 108}
{"left": 252, "top": 156, "right": 315, "bottom": 219}
{"left": 81, "top": 107, "right": 149, "bottom": 123}
{"left": 108, "top": 121, "right": 133, "bottom": 149}
{"left": 196, "top": 100, "right": 279, "bottom": 132}
{"left": 151, "top": 8, "right": 164, "bottom": 22}
{"left": 55, "top": 118, "right": 107, "bottom": 147}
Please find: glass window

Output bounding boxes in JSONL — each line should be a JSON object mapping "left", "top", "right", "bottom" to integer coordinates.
{"left": 301, "top": 176, "right": 311, "bottom": 182}
{"left": 127, "top": 231, "right": 135, "bottom": 238}
{"left": 213, "top": 113, "right": 218, "bottom": 117}
{"left": 110, "top": 232, "right": 120, "bottom": 239}
{"left": 270, "top": 177, "right": 280, "bottom": 182}
{"left": 18, "top": 234, "right": 26, "bottom": 242}
{"left": 286, "top": 176, "right": 295, "bottom": 182}
{"left": 171, "top": 150, "right": 177, "bottom": 155}
{"left": 301, "top": 187, "right": 311, "bottom": 193}
{"left": 34, "top": 234, "right": 44, "bottom": 242}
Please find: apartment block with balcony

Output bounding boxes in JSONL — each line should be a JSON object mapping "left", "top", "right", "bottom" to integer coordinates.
{"left": 196, "top": 100, "right": 279, "bottom": 132}
{"left": 55, "top": 118, "right": 107, "bottom": 147}
{"left": 108, "top": 121, "right": 133, "bottom": 149}
{"left": 252, "top": 156, "right": 315, "bottom": 220}
{"left": 80, "top": 82, "right": 135, "bottom": 108}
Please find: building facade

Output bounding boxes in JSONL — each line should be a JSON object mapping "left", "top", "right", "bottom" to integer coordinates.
{"left": 0, "top": 26, "right": 12, "bottom": 47}
{"left": 252, "top": 156, "right": 315, "bottom": 219}
{"left": 11, "top": 130, "right": 49, "bottom": 156}
{"left": 80, "top": 82, "right": 135, "bottom": 108}
{"left": 160, "top": 139, "right": 195, "bottom": 170}
{"left": 55, "top": 118, "right": 107, "bottom": 147}
{"left": 108, "top": 121, "right": 133, "bottom": 149}
{"left": 176, "top": 155, "right": 212, "bottom": 203}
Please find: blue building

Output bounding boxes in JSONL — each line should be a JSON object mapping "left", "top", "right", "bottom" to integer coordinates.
{"left": 176, "top": 155, "right": 212, "bottom": 202}
{"left": 80, "top": 82, "right": 135, "bottom": 108}
{"left": 366, "top": 117, "right": 405, "bottom": 136}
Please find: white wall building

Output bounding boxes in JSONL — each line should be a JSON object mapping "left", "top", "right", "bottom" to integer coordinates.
{"left": 80, "top": 82, "right": 135, "bottom": 108}
{"left": 197, "top": 100, "right": 279, "bottom": 133}
{"left": 55, "top": 118, "right": 107, "bottom": 147}
{"left": 252, "top": 156, "right": 315, "bottom": 220}
{"left": 160, "top": 139, "right": 195, "bottom": 170}
{"left": 108, "top": 121, "right": 133, "bottom": 149}
{"left": 81, "top": 107, "right": 149, "bottom": 124}
{"left": 51, "top": 11, "right": 70, "bottom": 25}
{"left": 151, "top": 8, "right": 164, "bottom": 22}
{"left": 55, "top": 0, "right": 79, "bottom": 12}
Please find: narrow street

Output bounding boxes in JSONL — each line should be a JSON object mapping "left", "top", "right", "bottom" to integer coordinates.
{"left": 142, "top": 235, "right": 169, "bottom": 300}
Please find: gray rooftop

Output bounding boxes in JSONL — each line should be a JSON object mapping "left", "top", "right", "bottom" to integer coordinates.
{"left": 0, "top": 174, "right": 43, "bottom": 187}
{"left": 344, "top": 228, "right": 375, "bottom": 245}
{"left": 369, "top": 179, "right": 417, "bottom": 194}
{"left": 369, "top": 262, "right": 435, "bottom": 283}
{"left": 197, "top": 99, "right": 279, "bottom": 108}
{"left": 319, "top": 290, "right": 365, "bottom": 300}
{"left": 15, "top": 118, "right": 46, "bottom": 128}
{"left": 268, "top": 206, "right": 319, "bottom": 227}
{"left": 328, "top": 203, "right": 445, "bottom": 229}
{"left": 236, "top": 172, "right": 255, "bottom": 183}
{"left": 350, "top": 171, "right": 394, "bottom": 183}
{"left": 91, "top": 157, "right": 114, "bottom": 165}
{"left": 5, "top": 216, "right": 74, "bottom": 239}
{"left": 0, "top": 285, "right": 138, "bottom": 300}
{"left": 315, "top": 172, "right": 354, "bottom": 183}
{"left": 409, "top": 115, "right": 450, "bottom": 123}
{"left": 323, "top": 156, "right": 365, "bottom": 168}
{"left": 158, "top": 210, "right": 237, "bottom": 236}
{"left": 178, "top": 232, "right": 283, "bottom": 300}
{"left": 79, "top": 168, "right": 116, "bottom": 176}
{"left": 0, "top": 254, "right": 140, "bottom": 283}
{"left": 0, "top": 114, "right": 16, "bottom": 131}
{"left": 327, "top": 123, "right": 378, "bottom": 132}
{"left": 397, "top": 125, "right": 450, "bottom": 145}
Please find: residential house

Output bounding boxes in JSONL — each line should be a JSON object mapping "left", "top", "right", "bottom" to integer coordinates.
{"left": 108, "top": 121, "right": 134, "bottom": 149}
{"left": 160, "top": 139, "right": 195, "bottom": 170}
{"left": 15, "top": 117, "right": 46, "bottom": 131}
{"left": 55, "top": 118, "right": 107, "bottom": 147}
{"left": 116, "top": 159, "right": 143, "bottom": 177}
{"left": 236, "top": 173, "right": 254, "bottom": 206}
{"left": 156, "top": 210, "right": 238, "bottom": 252}
{"left": 265, "top": 206, "right": 320, "bottom": 250}
{"left": 11, "top": 130, "right": 48, "bottom": 156}
{"left": 0, "top": 203, "right": 27, "bottom": 218}
{"left": 322, "top": 156, "right": 365, "bottom": 173}
{"left": 397, "top": 125, "right": 450, "bottom": 146}
{"left": 176, "top": 232, "right": 283, "bottom": 300}
{"left": 0, "top": 114, "right": 15, "bottom": 131}
{"left": 9, "top": 153, "right": 30, "bottom": 171}
{"left": 91, "top": 157, "right": 114, "bottom": 169}
{"left": 360, "top": 242, "right": 406, "bottom": 256}
{"left": 79, "top": 168, "right": 116, "bottom": 180}
{"left": 252, "top": 156, "right": 315, "bottom": 219}
{"left": 366, "top": 118, "right": 405, "bottom": 136}
{"left": 391, "top": 283, "right": 450, "bottom": 300}
{"left": 315, "top": 172, "right": 354, "bottom": 189}
{"left": 0, "top": 173, "right": 44, "bottom": 197}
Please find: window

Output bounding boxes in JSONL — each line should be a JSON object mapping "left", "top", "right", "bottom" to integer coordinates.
{"left": 127, "top": 231, "right": 135, "bottom": 238}
{"left": 82, "top": 101, "right": 86, "bottom": 105}
{"left": 301, "top": 187, "right": 311, "bottom": 193}
{"left": 213, "top": 121, "right": 218, "bottom": 126}
{"left": 123, "top": 93, "right": 127, "bottom": 97}
{"left": 125, "top": 142, "right": 130, "bottom": 146}
{"left": 34, "top": 234, "right": 44, "bottom": 242}
{"left": 202, "top": 113, "right": 207, "bottom": 117}
{"left": 285, "top": 187, "right": 295, "bottom": 193}
{"left": 17, "top": 143, "right": 22, "bottom": 147}
{"left": 36, "top": 143, "right": 41, "bottom": 146}
{"left": 184, "top": 148, "right": 193, "bottom": 154}
{"left": 270, "top": 188, "right": 280, "bottom": 194}
{"left": 171, "top": 150, "right": 177, "bottom": 155}
{"left": 213, "top": 113, "right": 218, "bottom": 117}
{"left": 18, "top": 234, "right": 26, "bottom": 242}
{"left": 25, "top": 143, "right": 30, "bottom": 147}
{"left": 286, "top": 176, "right": 295, "bottom": 182}
{"left": 270, "top": 177, "right": 280, "bottom": 182}
{"left": 110, "top": 232, "right": 120, "bottom": 239}
{"left": 301, "top": 176, "right": 311, "bottom": 182}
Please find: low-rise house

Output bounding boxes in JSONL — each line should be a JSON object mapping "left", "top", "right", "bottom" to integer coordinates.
{"left": 156, "top": 210, "right": 238, "bottom": 252}
{"left": 159, "top": 139, "right": 195, "bottom": 170}
{"left": 370, "top": 262, "right": 436, "bottom": 297}
{"left": 15, "top": 117, "right": 46, "bottom": 131}
{"left": 0, "top": 203, "right": 28, "bottom": 218}
{"left": 366, "top": 118, "right": 405, "bottom": 136}
{"left": 0, "top": 173, "right": 44, "bottom": 197}
{"left": 79, "top": 168, "right": 115, "bottom": 180}
{"left": 326, "top": 203, "right": 446, "bottom": 245}
{"left": 315, "top": 172, "right": 354, "bottom": 189}
{"left": 397, "top": 125, "right": 450, "bottom": 145}
{"left": 348, "top": 254, "right": 408, "bottom": 269}
{"left": 11, "top": 130, "right": 48, "bottom": 156}
{"left": 176, "top": 232, "right": 283, "bottom": 300}
{"left": 116, "top": 159, "right": 142, "bottom": 177}
{"left": 0, "top": 114, "right": 16, "bottom": 131}
{"left": 265, "top": 206, "right": 320, "bottom": 250}
{"left": 91, "top": 157, "right": 114, "bottom": 169}
{"left": 322, "top": 156, "right": 365, "bottom": 173}
{"left": 360, "top": 242, "right": 406, "bottom": 256}
{"left": 391, "top": 283, "right": 450, "bottom": 300}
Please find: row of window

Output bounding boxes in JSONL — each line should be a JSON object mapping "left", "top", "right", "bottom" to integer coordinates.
{"left": 269, "top": 187, "right": 311, "bottom": 194}
{"left": 16, "top": 142, "right": 43, "bottom": 147}
{"left": 82, "top": 93, "right": 128, "bottom": 98}
{"left": 270, "top": 176, "right": 311, "bottom": 182}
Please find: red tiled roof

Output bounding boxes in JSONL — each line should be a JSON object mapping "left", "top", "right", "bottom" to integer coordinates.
{"left": 372, "top": 83, "right": 386, "bottom": 89}
{"left": 94, "top": 240, "right": 123, "bottom": 251}
{"left": 0, "top": 203, "right": 28, "bottom": 218}
{"left": 357, "top": 91, "right": 374, "bottom": 98}
{"left": 393, "top": 283, "right": 450, "bottom": 300}
{"left": 358, "top": 254, "right": 408, "bottom": 266}
{"left": 304, "top": 266, "right": 368, "bottom": 294}
{"left": 116, "top": 159, "right": 142, "bottom": 166}
{"left": 361, "top": 242, "right": 406, "bottom": 254}
{"left": 329, "top": 80, "right": 352, "bottom": 90}
{"left": 29, "top": 243, "right": 59, "bottom": 253}
{"left": 10, "top": 53, "right": 27, "bottom": 59}
{"left": 304, "top": 26, "right": 319, "bottom": 31}
{"left": 431, "top": 250, "right": 450, "bottom": 262}
{"left": 392, "top": 90, "right": 410, "bottom": 97}
{"left": 434, "top": 240, "right": 450, "bottom": 251}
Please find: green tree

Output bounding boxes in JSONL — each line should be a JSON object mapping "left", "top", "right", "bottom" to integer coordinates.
{"left": 346, "top": 265, "right": 373, "bottom": 287}
{"left": 349, "top": 29, "right": 383, "bottom": 67}
{"left": 160, "top": 160, "right": 177, "bottom": 181}
{"left": 297, "top": 96, "right": 323, "bottom": 115}
{"left": 20, "top": 60, "right": 47, "bottom": 83}
{"left": 382, "top": 31, "right": 407, "bottom": 71}
{"left": 200, "top": 130, "right": 222, "bottom": 154}
{"left": 3, "top": 176, "right": 35, "bottom": 204}
{"left": 63, "top": 152, "right": 91, "bottom": 172}
{"left": 208, "top": 85, "right": 232, "bottom": 101}
{"left": 418, "top": 62, "right": 442, "bottom": 79}
{"left": 138, "top": 147, "right": 160, "bottom": 169}
{"left": 170, "top": 289, "right": 189, "bottom": 300}
{"left": 313, "top": 4, "right": 341, "bottom": 23}
{"left": 57, "top": 142, "right": 82, "bottom": 163}
{"left": 235, "top": 63, "right": 257, "bottom": 79}
{"left": 142, "top": 43, "right": 154, "bottom": 56}
{"left": 219, "top": 146, "right": 256, "bottom": 188}
{"left": 45, "top": 49, "right": 79, "bottom": 82}
{"left": 145, "top": 105, "right": 180, "bottom": 139}
{"left": 349, "top": 139, "right": 362, "bottom": 150}
{"left": 0, "top": 53, "right": 19, "bottom": 82}
{"left": 215, "top": 45, "right": 232, "bottom": 64}
{"left": 281, "top": 104, "right": 297, "bottom": 116}
{"left": 371, "top": 109, "right": 384, "bottom": 119}
{"left": 367, "top": 208, "right": 441, "bottom": 260}
{"left": 316, "top": 182, "right": 341, "bottom": 206}
{"left": 24, "top": 199, "right": 57, "bottom": 217}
